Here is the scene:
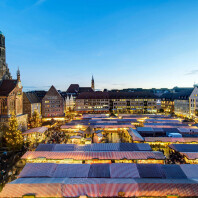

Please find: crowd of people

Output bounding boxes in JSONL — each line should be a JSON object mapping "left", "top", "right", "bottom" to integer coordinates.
{"left": 45, "top": 129, "right": 69, "bottom": 144}
{"left": 169, "top": 151, "right": 186, "bottom": 164}
{"left": 0, "top": 149, "right": 26, "bottom": 189}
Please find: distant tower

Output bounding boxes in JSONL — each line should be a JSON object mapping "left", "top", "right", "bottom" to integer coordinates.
{"left": 91, "top": 75, "right": 95, "bottom": 91}
{"left": 17, "top": 67, "right": 20, "bottom": 81}
{"left": 0, "top": 31, "right": 11, "bottom": 81}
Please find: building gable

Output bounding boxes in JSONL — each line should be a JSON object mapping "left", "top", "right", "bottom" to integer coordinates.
{"left": 42, "top": 85, "right": 63, "bottom": 102}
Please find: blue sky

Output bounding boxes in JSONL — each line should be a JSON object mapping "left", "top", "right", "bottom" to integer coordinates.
{"left": 0, "top": 0, "right": 198, "bottom": 91}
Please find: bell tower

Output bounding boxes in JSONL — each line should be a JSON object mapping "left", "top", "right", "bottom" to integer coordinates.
{"left": 0, "top": 31, "right": 11, "bottom": 81}
{"left": 17, "top": 67, "right": 20, "bottom": 81}
{"left": 0, "top": 31, "right": 5, "bottom": 63}
{"left": 91, "top": 75, "right": 95, "bottom": 91}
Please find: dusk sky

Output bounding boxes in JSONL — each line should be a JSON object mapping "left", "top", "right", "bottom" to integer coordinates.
{"left": 0, "top": 0, "right": 198, "bottom": 91}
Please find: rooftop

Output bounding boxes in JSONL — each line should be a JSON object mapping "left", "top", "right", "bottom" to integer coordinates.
{"left": 22, "top": 150, "right": 165, "bottom": 160}
{"left": 0, "top": 80, "right": 17, "bottom": 96}
{"left": 24, "top": 92, "right": 40, "bottom": 103}
{"left": 35, "top": 143, "right": 152, "bottom": 152}
{"left": 1, "top": 163, "right": 198, "bottom": 197}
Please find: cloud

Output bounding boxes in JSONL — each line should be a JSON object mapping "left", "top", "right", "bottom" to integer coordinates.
{"left": 23, "top": 86, "right": 38, "bottom": 89}
{"left": 185, "top": 69, "right": 198, "bottom": 75}
{"left": 23, "top": 85, "right": 50, "bottom": 91}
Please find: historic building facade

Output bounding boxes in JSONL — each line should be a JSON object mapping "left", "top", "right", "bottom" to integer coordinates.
{"left": 0, "top": 69, "right": 27, "bottom": 130}
{"left": 42, "top": 85, "right": 64, "bottom": 117}
{"left": 174, "top": 89, "right": 193, "bottom": 117}
{"left": 64, "top": 77, "right": 95, "bottom": 112}
{"left": 65, "top": 94, "right": 75, "bottom": 112}
{"left": 0, "top": 32, "right": 27, "bottom": 131}
{"left": 160, "top": 93, "right": 176, "bottom": 113}
{"left": 75, "top": 91, "right": 158, "bottom": 113}
{"left": 189, "top": 86, "right": 198, "bottom": 117}
{"left": 23, "top": 92, "right": 41, "bottom": 118}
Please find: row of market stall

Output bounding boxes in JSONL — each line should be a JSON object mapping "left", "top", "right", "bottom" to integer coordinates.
{"left": 1, "top": 163, "right": 198, "bottom": 197}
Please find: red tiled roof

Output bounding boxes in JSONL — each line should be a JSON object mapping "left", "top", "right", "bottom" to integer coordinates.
{"left": 79, "top": 87, "right": 94, "bottom": 93}
{"left": 66, "top": 84, "right": 79, "bottom": 93}
{"left": 0, "top": 80, "right": 17, "bottom": 96}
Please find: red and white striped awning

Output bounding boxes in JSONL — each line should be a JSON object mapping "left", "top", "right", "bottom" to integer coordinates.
{"left": 145, "top": 137, "right": 198, "bottom": 143}
{"left": 181, "top": 152, "right": 198, "bottom": 160}
{"left": 22, "top": 151, "right": 165, "bottom": 160}
{"left": 1, "top": 178, "right": 198, "bottom": 197}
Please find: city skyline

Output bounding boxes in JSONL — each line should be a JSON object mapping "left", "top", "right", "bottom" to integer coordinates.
{"left": 0, "top": 0, "right": 198, "bottom": 91}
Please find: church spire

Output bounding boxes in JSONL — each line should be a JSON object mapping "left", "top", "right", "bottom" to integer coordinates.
{"left": 17, "top": 67, "right": 20, "bottom": 81}
{"left": 91, "top": 75, "right": 95, "bottom": 91}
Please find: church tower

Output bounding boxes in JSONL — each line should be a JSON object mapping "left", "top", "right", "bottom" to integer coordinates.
{"left": 0, "top": 31, "right": 12, "bottom": 81}
{"left": 91, "top": 75, "right": 95, "bottom": 91}
{"left": 17, "top": 67, "right": 20, "bottom": 81}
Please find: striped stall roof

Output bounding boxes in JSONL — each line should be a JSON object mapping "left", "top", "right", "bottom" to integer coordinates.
{"left": 136, "top": 143, "right": 152, "bottom": 151}
{"left": 169, "top": 144, "right": 198, "bottom": 152}
{"left": 0, "top": 183, "right": 63, "bottom": 197}
{"left": 136, "top": 182, "right": 198, "bottom": 197}
{"left": 36, "top": 144, "right": 55, "bottom": 151}
{"left": 153, "top": 128, "right": 164, "bottom": 132}
{"left": 52, "top": 164, "right": 90, "bottom": 178}
{"left": 22, "top": 151, "right": 165, "bottom": 160}
{"left": 137, "top": 164, "right": 165, "bottom": 178}
{"left": 62, "top": 179, "right": 101, "bottom": 197}
{"left": 180, "top": 164, "right": 198, "bottom": 178}
{"left": 180, "top": 152, "right": 198, "bottom": 160}
{"left": 18, "top": 163, "right": 57, "bottom": 178}
{"left": 99, "top": 181, "right": 138, "bottom": 197}
{"left": 127, "top": 128, "right": 144, "bottom": 142}
{"left": 75, "top": 144, "right": 92, "bottom": 151}
{"left": 23, "top": 127, "right": 48, "bottom": 135}
{"left": 110, "top": 163, "right": 140, "bottom": 178}
{"left": 120, "top": 143, "right": 138, "bottom": 151}
{"left": 1, "top": 178, "right": 198, "bottom": 197}
{"left": 120, "top": 143, "right": 151, "bottom": 151}
{"left": 180, "top": 137, "right": 198, "bottom": 142}
{"left": 88, "top": 164, "right": 110, "bottom": 178}
{"left": 145, "top": 137, "right": 198, "bottom": 143}
{"left": 178, "top": 128, "right": 198, "bottom": 133}
{"left": 136, "top": 127, "right": 154, "bottom": 132}
{"left": 162, "top": 165, "right": 187, "bottom": 179}
{"left": 11, "top": 177, "right": 66, "bottom": 184}
{"left": 145, "top": 119, "right": 181, "bottom": 123}
{"left": 90, "top": 143, "right": 120, "bottom": 151}
{"left": 53, "top": 144, "right": 76, "bottom": 151}
{"left": 19, "top": 163, "right": 198, "bottom": 180}
{"left": 60, "top": 124, "right": 89, "bottom": 129}
{"left": 90, "top": 124, "right": 134, "bottom": 128}
{"left": 35, "top": 143, "right": 152, "bottom": 152}
{"left": 142, "top": 125, "right": 189, "bottom": 128}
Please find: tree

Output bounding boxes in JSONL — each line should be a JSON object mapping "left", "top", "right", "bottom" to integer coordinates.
{"left": 3, "top": 113, "right": 23, "bottom": 150}
{"left": 29, "top": 110, "right": 42, "bottom": 128}
{"left": 159, "top": 108, "right": 164, "bottom": 113}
